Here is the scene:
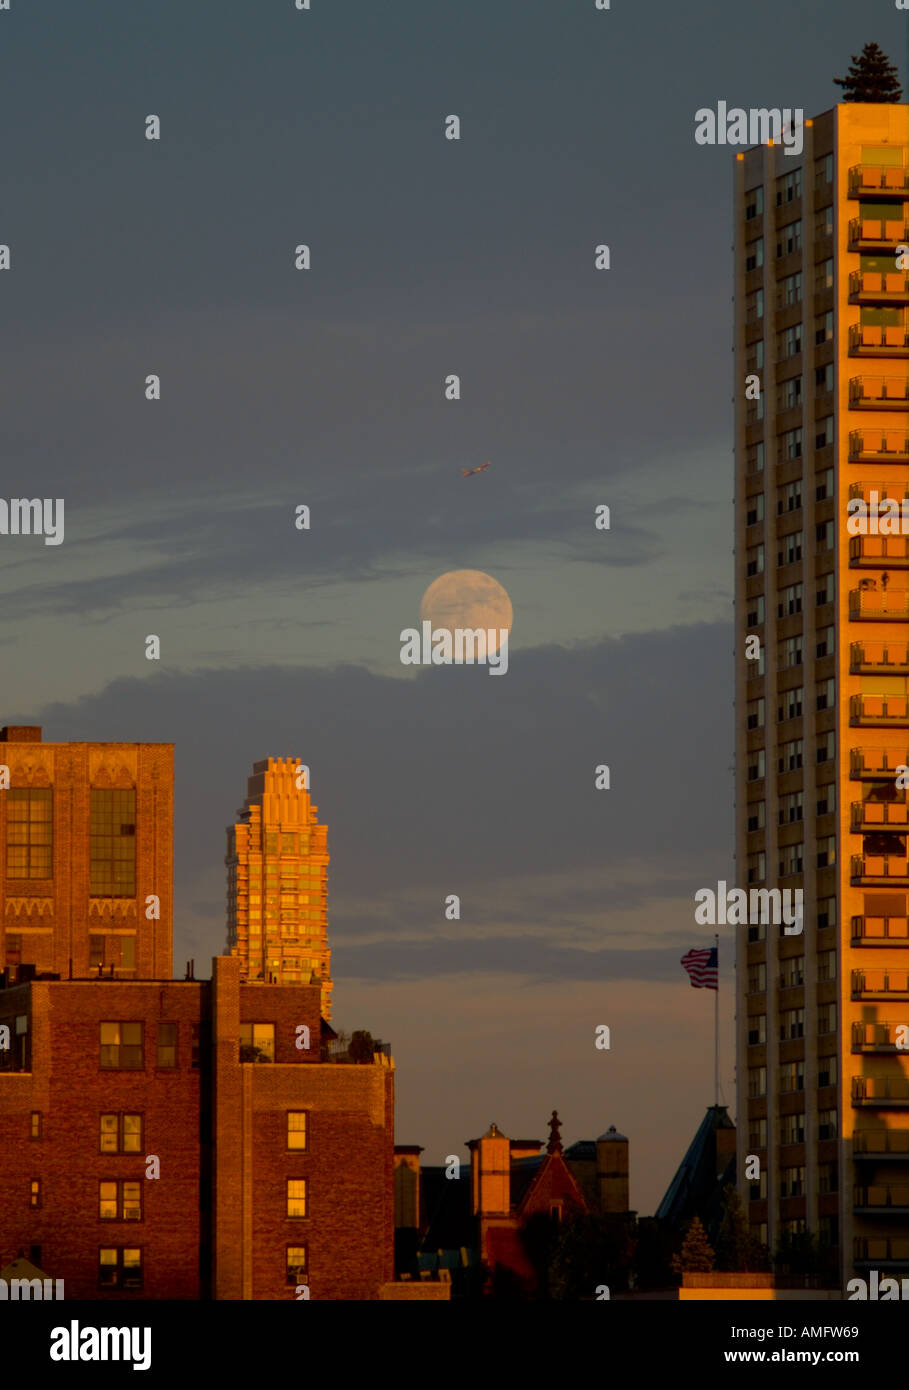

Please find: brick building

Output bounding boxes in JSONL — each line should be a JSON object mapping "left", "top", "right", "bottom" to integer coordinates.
{"left": 0, "top": 727, "right": 398, "bottom": 1300}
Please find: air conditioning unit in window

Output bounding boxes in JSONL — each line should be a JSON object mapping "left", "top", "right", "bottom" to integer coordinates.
{"left": 124, "top": 1211, "right": 141, "bottom": 1220}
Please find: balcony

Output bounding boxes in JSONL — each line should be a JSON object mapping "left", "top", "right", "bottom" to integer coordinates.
{"left": 848, "top": 217, "right": 909, "bottom": 250}
{"left": 851, "top": 855, "right": 909, "bottom": 886}
{"left": 851, "top": 641, "right": 909, "bottom": 673}
{"left": 850, "top": 537, "right": 909, "bottom": 569}
{"left": 849, "top": 587, "right": 909, "bottom": 621}
{"left": 848, "top": 375, "right": 909, "bottom": 409}
{"left": 848, "top": 164, "right": 909, "bottom": 196}
{"left": 849, "top": 431, "right": 909, "bottom": 464}
{"left": 852, "top": 1075, "right": 909, "bottom": 1107}
{"left": 849, "top": 323, "right": 909, "bottom": 357}
{"left": 852, "top": 1021, "right": 909, "bottom": 1053}
{"left": 851, "top": 913, "right": 909, "bottom": 944}
{"left": 851, "top": 800, "right": 909, "bottom": 831}
{"left": 854, "top": 1130, "right": 909, "bottom": 1159}
{"left": 850, "top": 747, "right": 909, "bottom": 777}
{"left": 850, "top": 694, "right": 909, "bottom": 725}
{"left": 854, "top": 1236, "right": 909, "bottom": 1266}
{"left": 849, "top": 480, "right": 909, "bottom": 505}
{"left": 849, "top": 271, "right": 909, "bottom": 304}
{"left": 852, "top": 968, "right": 909, "bottom": 998}
{"left": 854, "top": 1185, "right": 909, "bottom": 1214}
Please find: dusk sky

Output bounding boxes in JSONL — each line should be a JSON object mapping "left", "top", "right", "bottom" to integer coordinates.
{"left": 2, "top": 0, "right": 906, "bottom": 1214}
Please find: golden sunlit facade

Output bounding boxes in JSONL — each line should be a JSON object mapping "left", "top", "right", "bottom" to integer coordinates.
{"left": 735, "top": 102, "right": 909, "bottom": 1283}
{"left": 225, "top": 757, "right": 332, "bottom": 1017}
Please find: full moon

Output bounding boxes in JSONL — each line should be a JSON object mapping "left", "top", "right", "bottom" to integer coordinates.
{"left": 419, "top": 570, "right": 513, "bottom": 656}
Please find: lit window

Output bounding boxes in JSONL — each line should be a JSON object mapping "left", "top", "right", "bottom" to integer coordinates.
{"left": 287, "top": 1179, "right": 308, "bottom": 1219}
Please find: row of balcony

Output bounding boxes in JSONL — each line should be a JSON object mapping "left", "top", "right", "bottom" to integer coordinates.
{"left": 848, "top": 375, "right": 909, "bottom": 408}
{"left": 848, "top": 218, "right": 909, "bottom": 250}
{"left": 854, "top": 1131, "right": 909, "bottom": 1157}
{"left": 849, "top": 272, "right": 909, "bottom": 303}
{"left": 850, "top": 693, "right": 909, "bottom": 723}
{"left": 850, "top": 968, "right": 909, "bottom": 996}
{"left": 848, "top": 432, "right": 909, "bottom": 463}
{"left": 850, "top": 589, "right": 909, "bottom": 621}
{"left": 849, "top": 480, "right": 909, "bottom": 503}
{"left": 852, "top": 915, "right": 909, "bottom": 944}
{"left": 849, "top": 323, "right": 909, "bottom": 357}
{"left": 854, "top": 1186, "right": 909, "bottom": 1212}
{"left": 854, "top": 1236, "right": 909, "bottom": 1265}
{"left": 852, "top": 641, "right": 909, "bottom": 672}
{"left": 849, "top": 165, "right": 909, "bottom": 195}
{"left": 853, "top": 1076, "right": 909, "bottom": 1106}
{"left": 852, "top": 1022, "right": 909, "bottom": 1053}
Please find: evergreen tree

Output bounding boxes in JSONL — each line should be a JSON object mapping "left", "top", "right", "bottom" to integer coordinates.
{"left": 834, "top": 43, "right": 902, "bottom": 103}
{"left": 715, "top": 1184, "right": 770, "bottom": 1272}
{"left": 671, "top": 1215, "right": 715, "bottom": 1275}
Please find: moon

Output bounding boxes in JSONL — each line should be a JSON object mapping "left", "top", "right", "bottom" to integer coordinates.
{"left": 419, "top": 570, "right": 513, "bottom": 656}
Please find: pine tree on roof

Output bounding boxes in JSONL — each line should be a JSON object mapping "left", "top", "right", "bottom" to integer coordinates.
{"left": 834, "top": 42, "right": 902, "bottom": 103}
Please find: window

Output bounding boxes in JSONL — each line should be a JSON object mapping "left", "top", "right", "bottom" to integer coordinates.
{"left": 746, "top": 800, "right": 765, "bottom": 832}
{"left": 90, "top": 789, "right": 136, "bottom": 897}
{"left": 30, "top": 1112, "right": 41, "bottom": 1141}
{"left": 817, "top": 950, "right": 837, "bottom": 983}
{"left": 816, "top": 520, "right": 835, "bottom": 552}
{"left": 746, "top": 238, "right": 764, "bottom": 271}
{"left": 816, "top": 626, "right": 834, "bottom": 658}
{"left": 780, "top": 956, "right": 805, "bottom": 988}
{"left": 817, "top": 897, "right": 836, "bottom": 929}
{"left": 287, "top": 1246, "right": 308, "bottom": 1286}
{"left": 749, "top": 1116, "right": 767, "bottom": 1148}
{"left": 749, "top": 1170, "right": 768, "bottom": 1202}
{"left": 817, "top": 1003, "right": 836, "bottom": 1035}
{"left": 747, "top": 750, "right": 765, "bottom": 782}
{"left": 815, "top": 310, "right": 833, "bottom": 345}
{"left": 239, "top": 1022, "right": 275, "bottom": 1063}
{"left": 818, "top": 1163, "right": 838, "bottom": 1195}
{"left": 777, "top": 531, "right": 803, "bottom": 566}
{"left": 818, "top": 1054, "right": 837, "bottom": 1087}
{"left": 778, "top": 583, "right": 803, "bottom": 618}
{"left": 30, "top": 1179, "right": 41, "bottom": 1209}
{"left": 778, "top": 325, "right": 802, "bottom": 359}
{"left": 777, "top": 169, "right": 802, "bottom": 205}
{"left": 746, "top": 697, "right": 765, "bottom": 730}
{"left": 746, "top": 543, "right": 764, "bottom": 576}
{"left": 815, "top": 206, "right": 833, "bottom": 239}
{"left": 780, "top": 272, "right": 802, "bottom": 307}
{"left": 746, "top": 494, "right": 764, "bottom": 526}
{"left": 287, "top": 1179, "right": 308, "bottom": 1219}
{"left": 287, "top": 1112, "right": 308, "bottom": 1152}
{"left": 780, "top": 842, "right": 804, "bottom": 876}
{"left": 747, "top": 288, "right": 764, "bottom": 322}
{"left": 779, "top": 1061, "right": 805, "bottom": 1093}
{"left": 748, "top": 441, "right": 765, "bottom": 474}
{"left": 745, "top": 186, "right": 764, "bottom": 220}
{"left": 747, "top": 963, "right": 767, "bottom": 994}
{"left": 818, "top": 1108, "right": 837, "bottom": 1141}
{"left": 121, "top": 937, "right": 136, "bottom": 970}
{"left": 815, "top": 416, "right": 834, "bottom": 449}
{"left": 777, "top": 482, "right": 802, "bottom": 515}
{"left": 777, "top": 687, "right": 803, "bottom": 722}
{"left": 746, "top": 595, "right": 765, "bottom": 626}
{"left": 98, "top": 1248, "right": 143, "bottom": 1290}
{"left": 778, "top": 635, "right": 803, "bottom": 669}
{"left": 6, "top": 789, "right": 53, "bottom": 879}
{"left": 748, "top": 1066, "right": 766, "bottom": 1098}
{"left": 780, "top": 427, "right": 802, "bottom": 462}
{"left": 780, "top": 376, "right": 802, "bottom": 409}
{"left": 156, "top": 1024, "right": 177, "bottom": 1069}
{"left": 778, "top": 738, "right": 803, "bottom": 772}
{"left": 746, "top": 851, "right": 766, "bottom": 884}
{"left": 816, "top": 784, "right": 835, "bottom": 816}
{"left": 816, "top": 835, "right": 836, "bottom": 869}
{"left": 780, "top": 1165, "right": 805, "bottom": 1197}
{"left": 100, "top": 1114, "right": 142, "bottom": 1154}
{"left": 89, "top": 934, "right": 105, "bottom": 970}
{"left": 815, "top": 153, "right": 833, "bottom": 187}
{"left": 99, "top": 1022, "right": 143, "bottom": 1071}
{"left": 816, "top": 572, "right": 835, "bottom": 606}
{"left": 779, "top": 791, "right": 803, "bottom": 825}
{"left": 815, "top": 258, "right": 833, "bottom": 291}
{"left": 815, "top": 363, "right": 834, "bottom": 392}
{"left": 748, "top": 1015, "right": 767, "bottom": 1046}
{"left": 780, "top": 1007, "right": 804, "bottom": 1040}
{"left": 99, "top": 1180, "right": 143, "bottom": 1221}
{"left": 816, "top": 678, "right": 835, "bottom": 711}
{"left": 776, "top": 220, "right": 802, "bottom": 257}
{"left": 780, "top": 1112, "right": 805, "bottom": 1144}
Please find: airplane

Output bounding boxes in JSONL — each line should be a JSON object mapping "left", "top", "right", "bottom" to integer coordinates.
{"left": 461, "top": 462, "right": 491, "bottom": 477}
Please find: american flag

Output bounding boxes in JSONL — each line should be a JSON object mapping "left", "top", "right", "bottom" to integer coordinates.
{"left": 681, "top": 946, "right": 718, "bottom": 990}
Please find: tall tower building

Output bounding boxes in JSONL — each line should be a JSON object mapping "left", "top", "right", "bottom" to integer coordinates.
{"left": 225, "top": 757, "right": 332, "bottom": 1017}
{"left": 735, "top": 102, "right": 909, "bottom": 1284}
{"left": 0, "top": 726, "right": 173, "bottom": 982}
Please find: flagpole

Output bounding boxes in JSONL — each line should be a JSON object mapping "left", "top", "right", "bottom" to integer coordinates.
{"left": 714, "top": 932, "right": 719, "bottom": 1109}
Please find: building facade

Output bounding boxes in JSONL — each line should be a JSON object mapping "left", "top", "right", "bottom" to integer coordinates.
{"left": 735, "top": 102, "right": 909, "bottom": 1281}
{"left": 225, "top": 757, "right": 332, "bottom": 1019}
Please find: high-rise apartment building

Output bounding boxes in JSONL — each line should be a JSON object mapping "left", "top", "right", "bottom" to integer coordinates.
{"left": 735, "top": 102, "right": 909, "bottom": 1283}
{"left": 225, "top": 758, "right": 332, "bottom": 1018}
{"left": 0, "top": 727, "right": 173, "bottom": 982}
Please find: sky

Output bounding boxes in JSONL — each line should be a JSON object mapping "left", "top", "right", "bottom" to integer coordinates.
{"left": 1, "top": 0, "right": 907, "bottom": 1216}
